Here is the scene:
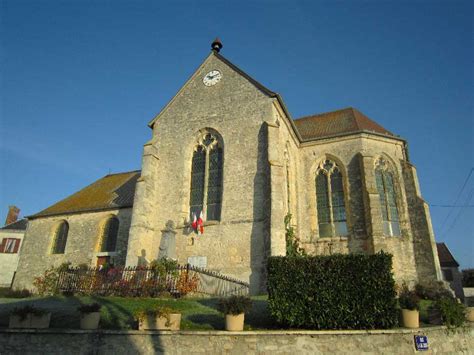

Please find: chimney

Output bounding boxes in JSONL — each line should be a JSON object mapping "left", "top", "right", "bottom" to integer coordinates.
{"left": 5, "top": 206, "right": 20, "bottom": 226}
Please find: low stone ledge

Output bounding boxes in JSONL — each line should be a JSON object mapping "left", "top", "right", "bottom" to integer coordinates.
{"left": 0, "top": 325, "right": 457, "bottom": 335}
{"left": 0, "top": 324, "right": 472, "bottom": 354}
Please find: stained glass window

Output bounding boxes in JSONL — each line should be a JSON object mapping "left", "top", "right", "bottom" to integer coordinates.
{"left": 375, "top": 159, "right": 400, "bottom": 236}
{"left": 101, "top": 217, "right": 119, "bottom": 252}
{"left": 52, "top": 221, "right": 69, "bottom": 254}
{"left": 315, "top": 160, "right": 348, "bottom": 237}
{"left": 189, "top": 133, "right": 223, "bottom": 221}
{"left": 190, "top": 147, "right": 206, "bottom": 217}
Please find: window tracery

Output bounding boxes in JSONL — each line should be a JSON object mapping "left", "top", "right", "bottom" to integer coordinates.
{"left": 375, "top": 158, "right": 401, "bottom": 236}
{"left": 190, "top": 132, "right": 223, "bottom": 221}
{"left": 315, "top": 159, "right": 348, "bottom": 237}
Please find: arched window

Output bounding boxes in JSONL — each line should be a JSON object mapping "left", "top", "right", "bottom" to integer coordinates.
{"left": 52, "top": 220, "right": 69, "bottom": 254}
{"left": 100, "top": 217, "right": 119, "bottom": 252}
{"left": 375, "top": 158, "right": 401, "bottom": 236}
{"left": 315, "top": 159, "right": 348, "bottom": 237}
{"left": 190, "top": 132, "right": 223, "bottom": 221}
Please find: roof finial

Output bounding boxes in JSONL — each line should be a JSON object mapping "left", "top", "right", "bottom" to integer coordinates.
{"left": 211, "top": 37, "right": 223, "bottom": 53}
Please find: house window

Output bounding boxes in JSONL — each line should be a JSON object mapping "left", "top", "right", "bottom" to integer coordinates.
{"left": 442, "top": 269, "right": 454, "bottom": 282}
{"left": 100, "top": 217, "right": 119, "bottom": 252}
{"left": 0, "top": 238, "right": 20, "bottom": 253}
{"left": 315, "top": 159, "right": 348, "bottom": 237}
{"left": 375, "top": 158, "right": 401, "bottom": 236}
{"left": 51, "top": 220, "right": 69, "bottom": 254}
{"left": 190, "top": 132, "right": 223, "bottom": 221}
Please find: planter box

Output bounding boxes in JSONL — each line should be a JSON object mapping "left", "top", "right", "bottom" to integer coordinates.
{"left": 225, "top": 313, "right": 244, "bottom": 331}
{"left": 401, "top": 309, "right": 419, "bottom": 329}
{"left": 139, "top": 313, "right": 181, "bottom": 330}
{"left": 9, "top": 313, "right": 51, "bottom": 329}
{"left": 80, "top": 312, "right": 101, "bottom": 330}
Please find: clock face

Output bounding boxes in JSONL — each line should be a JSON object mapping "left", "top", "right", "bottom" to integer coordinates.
{"left": 203, "top": 70, "right": 222, "bottom": 86}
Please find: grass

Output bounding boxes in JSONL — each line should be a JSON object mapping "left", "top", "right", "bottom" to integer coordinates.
{"left": 0, "top": 294, "right": 277, "bottom": 330}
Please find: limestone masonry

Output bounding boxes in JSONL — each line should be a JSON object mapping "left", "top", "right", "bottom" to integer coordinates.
{"left": 13, "top": 43, "right": 442, "bottom": 294}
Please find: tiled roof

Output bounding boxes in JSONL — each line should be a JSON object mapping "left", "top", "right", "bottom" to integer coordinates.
{"left": 30, "top": 171, "right": 140, "bottom": 219}
{"left": 293, "top": 107, "right": 396, "bottom": 141}
{"left": 436, "top": 243, "right": 460, "bottom": 268}
{"left": 0, "top": 219, "right": 28, "bottom": 231}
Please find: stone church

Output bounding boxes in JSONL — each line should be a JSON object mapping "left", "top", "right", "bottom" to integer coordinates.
{"left": 13, "top": 40, "right": 442, "bottom": 294}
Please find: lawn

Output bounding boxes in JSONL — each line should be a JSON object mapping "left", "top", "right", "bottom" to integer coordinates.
{"left": 0, "top": 295, "right": 276, "bottom": 330}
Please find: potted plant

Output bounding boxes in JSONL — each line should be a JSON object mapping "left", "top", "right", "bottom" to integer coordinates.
{"left": 9, "top": 305, "right": 51, "bottom": 329}
{"left": 135, "top": 305, "right": 181, "bottom": 330}
{"left": 398, "top": 285, "right": 420, "bottom": 328}
{"left": 78, "top": 303, "right": 102, "bottom": 330}
{"left": 218, "top": 295, "right": 253, "bottom": 331}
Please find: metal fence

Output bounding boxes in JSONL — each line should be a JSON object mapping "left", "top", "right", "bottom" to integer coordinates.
{"left": 57, "top": 264, "right": 249, "bottom": 297}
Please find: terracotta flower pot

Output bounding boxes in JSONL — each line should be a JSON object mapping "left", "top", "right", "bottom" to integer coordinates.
{"left": 80, "top": 312, "right": 101, "bottom": 330}
{"left": 401, "top": 309, "right": 419, "bottom": 329}
{"left": 466, "top": 307, "right": 474, "bottom": 322}
{"left": 225, "top": 313, "right": 244, "bottom": 331}
{"left": 139, "top": 313, "right": 181, "bottom": 330}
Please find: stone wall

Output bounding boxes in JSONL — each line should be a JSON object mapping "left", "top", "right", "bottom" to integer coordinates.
{"left": 0, "top": 326, "right": 472, "bottom": 354}
{"left": 0, "top": 229, "right": 25, "bottom": 287}
{"left": 13, "top": 208, "right": 132, "bottom": 290}
{"left": 294, "top": 133, "right": 423, "bottom": 284}
{"left": 126, "top": 52, "right": 275, "bottom": 294}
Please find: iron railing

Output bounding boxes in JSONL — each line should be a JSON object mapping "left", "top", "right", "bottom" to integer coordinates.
{"left": 57, "top": 264, "right": 249, "bottom": 297}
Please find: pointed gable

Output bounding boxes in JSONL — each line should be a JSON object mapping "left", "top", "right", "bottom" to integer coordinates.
{"left": 148, "top": 51, "right": 284, "bottom": 128}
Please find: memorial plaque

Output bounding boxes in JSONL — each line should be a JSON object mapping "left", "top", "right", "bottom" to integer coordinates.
{"left": 187, "top": 256, "right": 207, "bottom": 268}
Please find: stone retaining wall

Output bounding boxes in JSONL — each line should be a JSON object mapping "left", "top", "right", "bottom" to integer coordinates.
{"left": 0, "top": 325, "right": 472, "bottom": 354}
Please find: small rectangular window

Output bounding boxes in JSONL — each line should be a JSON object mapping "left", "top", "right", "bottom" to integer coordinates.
{"left": 0, "top": 238, "right": 20, "bottom": 253}
{"left": 442, "top": 269, "right": 453, "bottom": 281}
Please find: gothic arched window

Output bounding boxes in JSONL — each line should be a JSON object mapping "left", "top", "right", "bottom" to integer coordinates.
{"left": 190, "top": 132, "right": 223, "bottom": 221}
{"left": 100, "top": 217, "right": 119, "bottom": 252}
{"left": 52, "top": 220, "right": 69, "bottom": 254}
{"left": 375, "top": 158, "right": 401, "bottom": 236}
{"left": 315, "top": 159, "right": 348, "bottom": 237}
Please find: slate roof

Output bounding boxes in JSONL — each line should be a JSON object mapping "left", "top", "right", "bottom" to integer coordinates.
{"left": 293, "top": 107, "right": 396, "bottom": 141}
{"left": 436, "top": 243, "right": 460, "bottom": 268}
{"left": 30, "top": 171, "right": 140, "bottom": 219}
{"left": 0, "top": 219, "right": 28, "bottom": 231}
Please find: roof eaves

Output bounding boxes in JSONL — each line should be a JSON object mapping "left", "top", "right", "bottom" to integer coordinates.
{"left": 299, "top": 130, "right": 406, "bottom": 144}
{"left": 27, "top": 205, "right": 134, "bottom": 220}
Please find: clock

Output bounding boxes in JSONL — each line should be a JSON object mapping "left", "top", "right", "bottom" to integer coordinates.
{"left": 203, "top": 70, "right": 222, "bottom": 86}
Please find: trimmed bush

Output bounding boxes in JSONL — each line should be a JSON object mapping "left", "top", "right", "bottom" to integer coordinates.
{"left": 267, "top": 252, "right": 398, "bottom": 329}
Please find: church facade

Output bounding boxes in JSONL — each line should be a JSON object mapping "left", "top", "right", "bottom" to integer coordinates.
{"left": 13, "top": 41, "right": 442, "bottom": 294}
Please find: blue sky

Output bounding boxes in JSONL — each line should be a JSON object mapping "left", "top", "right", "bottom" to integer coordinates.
{"left": 1, "top": 0, "right": 472, "bottom": 268}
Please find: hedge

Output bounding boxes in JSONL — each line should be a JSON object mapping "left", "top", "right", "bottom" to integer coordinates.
{"left": 267, "top": 252, "right": 398, "bottom": 329}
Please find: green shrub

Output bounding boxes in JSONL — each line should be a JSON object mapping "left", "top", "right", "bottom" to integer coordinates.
{"left": 399, "top": 283, "right": 420, "bottom": 310}
{"left": 1, "top": 288, "right": 31, "bottom": 298}
{"left": 267, "top": 252, "right": 398, "bottom": 329}
{"left": 415, "top": 281, "right": 452, "bottom": 301}
{"left": 11, "top": 305, "right": 48, "bottom": 320}
{"left": 218, "top": 296, "right": 253, "bottom": 315}
{"left": 78, "top": 303, "right": 102, "bottom": 313}
{"left": 433, "top": 298, "right": 465, "bottom": 328}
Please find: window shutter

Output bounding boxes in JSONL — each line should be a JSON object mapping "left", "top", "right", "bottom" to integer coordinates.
{"left": 13, "top": 239, "right": 21, "bottom": 253}
{"left": 0, "top": 238, "right": 5, "bottom": 253}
